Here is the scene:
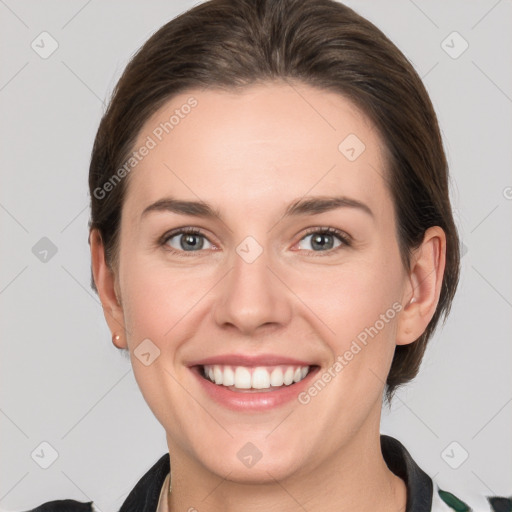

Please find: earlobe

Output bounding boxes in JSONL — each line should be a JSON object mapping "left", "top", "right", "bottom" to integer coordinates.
{"left": 89, "top": 229, "right": 128, "bottom": 349}
{"left": 396, "top": 226, "right": 446, "bottom": 346}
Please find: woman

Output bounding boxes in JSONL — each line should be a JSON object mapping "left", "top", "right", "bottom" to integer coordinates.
{"left": 27, "top": 0, "right": 509, "bottom": 510}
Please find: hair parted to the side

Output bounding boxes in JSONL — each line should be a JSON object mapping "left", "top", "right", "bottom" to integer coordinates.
{"left": 88, "top": 0, "right": 460, "bottom": 404}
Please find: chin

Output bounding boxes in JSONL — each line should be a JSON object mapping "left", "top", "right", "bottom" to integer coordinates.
{"left": 204, "top": 455, "right": 304, "bottom": 485}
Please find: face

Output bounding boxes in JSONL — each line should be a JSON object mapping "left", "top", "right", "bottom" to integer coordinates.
{"left": 105, "top": 82, "right": 416, "bottom": 482}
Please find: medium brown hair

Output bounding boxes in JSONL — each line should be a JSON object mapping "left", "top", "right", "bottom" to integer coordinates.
{"left": 88, "top": 0, "right": 460, "bottom": 403}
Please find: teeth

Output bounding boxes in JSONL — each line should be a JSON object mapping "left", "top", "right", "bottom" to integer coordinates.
{"left": 213, "top": 366, "right": 223, "bottom": 385}
{"left": 270, "top": 367, "right": 284, "bottom": 387}
{"left": 251, "top": 367, "right": 270, "bottom": 389}
{"left": 202, "top": 364, "right": 311, "bottom": 390}
{"left": 283, "top": 367, "right": 294, "bottom": 385}
{"left": 223, "top": 366, "right": 235, "bottom": 386}
{"left": 234, "top": 367, "right": 251, "bottom": 389}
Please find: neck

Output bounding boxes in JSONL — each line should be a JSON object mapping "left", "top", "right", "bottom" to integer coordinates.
{"left": 166, "top": 425, "right": 406, "bottom": 512}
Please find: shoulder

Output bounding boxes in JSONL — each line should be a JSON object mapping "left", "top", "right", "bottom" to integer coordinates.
{"left": 380, "top": 435, "right": 511, "bottom": 512}
{"left": 22, "top": 453, "right": 170, "bottom": 512}
{"left": 431, "top": 483, "right": 512, "bottom": 512}
{"left": 19, "top": 500, "right": 99, "bottom": 512}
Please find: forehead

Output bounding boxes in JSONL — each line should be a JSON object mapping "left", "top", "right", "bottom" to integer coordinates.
{"left": 124, "top": 82, "right": 390, "bottom": 221}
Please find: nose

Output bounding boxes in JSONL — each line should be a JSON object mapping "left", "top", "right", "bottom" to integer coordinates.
{"left": 212, "top": 245, "right": 293, "bottom": 336}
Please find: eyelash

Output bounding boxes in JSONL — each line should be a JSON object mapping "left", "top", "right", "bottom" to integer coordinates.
{"left": 158, "top": 226, "right": 352, "bottom": 257}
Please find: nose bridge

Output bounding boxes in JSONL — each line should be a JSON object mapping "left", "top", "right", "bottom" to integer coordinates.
{"left": 213, "top": 236, "right": 291, "bottom": 334}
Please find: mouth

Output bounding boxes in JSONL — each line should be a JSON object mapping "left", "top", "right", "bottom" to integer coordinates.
{"left": 199, "top": 364, "right": 313, "bottom": 393}
{"left": 189, "top": 359, "right": 320, "bottom": 411}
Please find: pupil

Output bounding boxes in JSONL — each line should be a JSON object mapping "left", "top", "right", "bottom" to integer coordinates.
{"left": 312, "top": 234, "right": 333, "bottom": 250}
{"left": 181, "top": 234, "right": 203, "bottom": 250}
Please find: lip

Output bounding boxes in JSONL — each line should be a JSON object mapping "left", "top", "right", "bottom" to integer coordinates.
{"left": 187, "top": 353, "right": 314, "bottom": 367}
{"left": 190, "top": 364, "right": 320, "bottom": 412}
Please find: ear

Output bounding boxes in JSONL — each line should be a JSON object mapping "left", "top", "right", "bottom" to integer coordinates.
{"left": 89, "top": 229, "right": 128, "bottom": 349}
{"left": 396, "top": 226, "right": 446, "bottom": 346}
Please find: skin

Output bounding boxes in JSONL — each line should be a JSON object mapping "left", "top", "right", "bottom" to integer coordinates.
{"left": 91, "top": 81, "right": 446, "bottom": 512}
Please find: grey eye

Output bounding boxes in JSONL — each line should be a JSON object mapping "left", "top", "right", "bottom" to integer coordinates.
{"left": 166, "top": 232, "right": 213, "bottom": 251}
{"left": 298, "top": 232, "right": 343, "bottom": 251}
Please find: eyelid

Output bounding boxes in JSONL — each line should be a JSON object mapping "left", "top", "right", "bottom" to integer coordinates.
{"left": 300, "top": 226, "right": 351, "bottom": 243}
{"left": 159, "top": 227, "right": 210, "bottom": 243}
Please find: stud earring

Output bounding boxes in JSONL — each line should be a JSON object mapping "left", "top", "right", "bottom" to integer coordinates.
{"left": 112, "top": 333, "right": 122, "bottom": 347}
{"left": 409, "top": 296, "right": 417, "bottom": 304}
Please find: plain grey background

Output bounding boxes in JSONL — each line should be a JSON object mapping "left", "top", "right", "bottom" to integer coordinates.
{"left": 1, "top": 0, "right": 511, "bottom": 510}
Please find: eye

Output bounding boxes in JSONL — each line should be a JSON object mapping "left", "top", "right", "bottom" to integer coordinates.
{"left": 159, "top": 226, "right": 350, "bottom": 255}
{"left": 297, "top": 227, "right": 350, "bottom": 252}
{"left": 163, "top": 228, "right": 214, "bottom": 252}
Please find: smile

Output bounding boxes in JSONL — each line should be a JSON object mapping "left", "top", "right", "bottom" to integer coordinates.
{"left": 202, "top": 364, "right": 311, "bottom": 391}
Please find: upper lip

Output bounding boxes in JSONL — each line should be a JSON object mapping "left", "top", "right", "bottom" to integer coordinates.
{"left": 187, "top": 354, "right": 314, "bottom": 367}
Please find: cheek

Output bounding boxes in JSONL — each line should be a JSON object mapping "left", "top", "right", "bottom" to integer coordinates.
{"left": 293, "top": 254, "right": 404, "bottom": 347}
{"left": 118, "top": 258, "right": 204, "bottom": 428}
{"left": 119, "top": 252, "right": 212, "bottom": 343}
{"left": 332, "top": 251, "right": 405, "bottom": 392}
{"left": 294, "top": 267, "right": 403, "bottom": 414}
{"left": 289, "top": 252, "right": 405, "bottom": 411}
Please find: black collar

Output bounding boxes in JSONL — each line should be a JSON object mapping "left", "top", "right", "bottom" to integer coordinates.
{"left": 380, "top": 434, "right": 433, "bottom": 511}
{"left": 119, "top": 434, "right": 433, "bottom": 511}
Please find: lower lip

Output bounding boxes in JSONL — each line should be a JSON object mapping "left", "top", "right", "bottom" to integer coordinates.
{"left": 191, "top": 366, "right": 319, "bottom": 412}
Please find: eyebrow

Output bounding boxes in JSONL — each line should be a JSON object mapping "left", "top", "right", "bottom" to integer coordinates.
{"left": 140, "top": 195, "right": 374, "bottom": 221}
